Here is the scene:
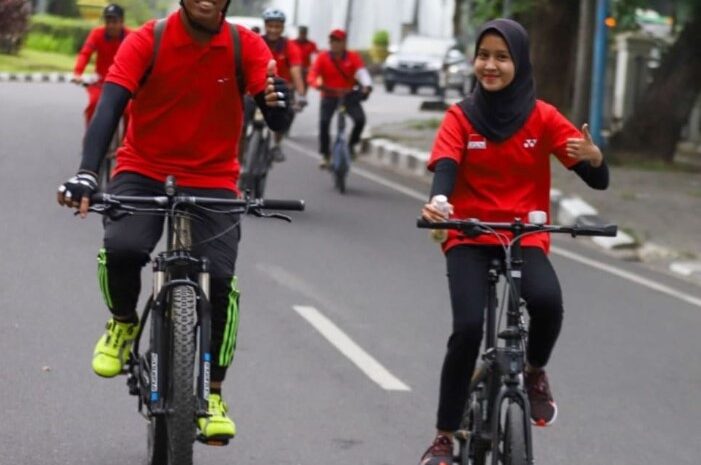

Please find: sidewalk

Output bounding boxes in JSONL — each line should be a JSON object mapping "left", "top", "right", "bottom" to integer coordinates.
{"left": 360, "top": 118, "right": 701, "bottom": 285}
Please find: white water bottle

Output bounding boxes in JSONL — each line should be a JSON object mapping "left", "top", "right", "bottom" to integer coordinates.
{"left": 430, "top": 195, "right": 451, "bottom": 243}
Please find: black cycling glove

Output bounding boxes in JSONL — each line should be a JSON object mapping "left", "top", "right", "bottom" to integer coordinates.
{"left": 58, "top": 171, "right": 98, "bottom": 204}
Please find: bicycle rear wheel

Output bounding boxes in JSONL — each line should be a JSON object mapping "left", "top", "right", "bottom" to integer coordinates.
{"left": 165, "top": 286, "right": 197, "bottom": 465}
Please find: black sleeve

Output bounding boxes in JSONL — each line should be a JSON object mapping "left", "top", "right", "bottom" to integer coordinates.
{"left": 79, "top": 83, "right": 131, "bottom": 174}
{"left": 429, "top": 158, "right": 459, "bottom": 199}
{"left": 253, "top": 92, "right": 293, "bottom": 133}
{"left": 570, "top": 160, "right": 609, "bottom": 190}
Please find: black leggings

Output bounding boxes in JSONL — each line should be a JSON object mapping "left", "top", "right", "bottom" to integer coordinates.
{"left": 100, "top": 172, "right": 241, "bottom": 382}
{"left": 318, "top": 96, "right": 365, "bottom": 156}
{"left": 437, "top": 245, "right": 564, "bottom": 431}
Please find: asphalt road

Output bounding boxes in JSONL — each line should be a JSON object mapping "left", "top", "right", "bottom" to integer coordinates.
{"left": 1, "top": 82, "right": 700, "bottom": 465}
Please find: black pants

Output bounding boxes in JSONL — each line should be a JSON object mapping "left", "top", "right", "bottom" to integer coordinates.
{"left": 437, "top": 246, "right": 564, "bottom": 431}
{"left": 101, "top": 172, "right": 241, "bottom": 382}
{"left": 318, "top": 96, "right": 365, "bottom": 157}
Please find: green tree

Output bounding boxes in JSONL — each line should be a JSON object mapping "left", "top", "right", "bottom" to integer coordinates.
{"left": 610, "top": 1, "right": 701, "bottom": 162}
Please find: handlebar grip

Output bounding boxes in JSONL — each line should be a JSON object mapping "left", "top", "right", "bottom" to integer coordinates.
{"left": 91, "top": 193, "right": 106, "bottom": 204}
{"left": 417, "top": 218, "right": 432, "bottom": 229}
{"left": 259, "top": 199, "right": 305, "bottom": 211}
{"left": 416, "top": 218, "right": 459, "bottom": 229}
{"left": 573, "top": 224, "right": 618, "bottom": 237}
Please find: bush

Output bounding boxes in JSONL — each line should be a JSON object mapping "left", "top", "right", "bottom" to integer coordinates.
{"left": 0, "top": 0, "right": 32, "bottom": 54}
{"left": 26, "top": 14, "right": 95, "bottom": 54}
{"left": 372, "top": 30, "right": 390, "bottom": 47}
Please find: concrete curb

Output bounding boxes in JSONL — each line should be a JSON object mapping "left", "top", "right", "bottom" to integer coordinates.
{"left": 0, "top": 72, "right": 98, "bottom": 83}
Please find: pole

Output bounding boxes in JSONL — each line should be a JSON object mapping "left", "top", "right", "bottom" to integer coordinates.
{"left": 589, "top": 0, "right": 608, "bottom": 147}
{"left": 293, "top": 0, "right": 299, "bottom": 26}
{"left": 572, "top": 0, "right": 594, "bottom": 124}
{"left": 503, "top": 0, "right": 512, "bottom": 18}
{"left": 344, "top": 0, "right": 354, "bottom": 35}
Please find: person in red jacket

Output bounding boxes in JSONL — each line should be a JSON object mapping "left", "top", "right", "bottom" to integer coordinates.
{"left": 418, "top": 19, "right": 609, "bottom": 465}
{"left": 261, "top": 7, "right": 306, "bottom": 162}
{"left": 292, "top": 25, "right": 318, "bottom": 91}
{"left": 72, "top": 4, "right": 130, "bottom": 125}
{"left": 307, "top": 28, "right": 372, "bottom": 168}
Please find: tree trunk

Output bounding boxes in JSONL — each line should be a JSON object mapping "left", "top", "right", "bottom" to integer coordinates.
{"left": 609, "top": 10, "right": 701, "bottom": 163}
{"left": 518, "top": 0, "right": 580, "bottom": 113}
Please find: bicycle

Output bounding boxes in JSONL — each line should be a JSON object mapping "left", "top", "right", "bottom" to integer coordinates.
{"left": 239, "top": 97, "right": 273, "bottom": 198}
{"left": 88, "top": 176, "right": 305, "bottom": 465}
{"left": 417, "top": 212, "right": 617, "bottom": 465}
{"left": 75, "top": 76, "right": 125, "bottom": 191}
{"left": 331, "top": 99, "right": 351, "bottom": 194}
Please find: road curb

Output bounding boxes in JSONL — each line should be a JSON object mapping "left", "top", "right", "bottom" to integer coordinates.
{"left": 0, "top": 72, "right": 87, "bottom": 83}
{"left": 362, "top": 136, "right": 640, "bottom": 253}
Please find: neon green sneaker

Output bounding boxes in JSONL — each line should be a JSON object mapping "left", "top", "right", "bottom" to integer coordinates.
{"left": 197, "top": 394, "right": 236, "bottom": 441}
{"left": 92, "top": 318, "right": 139, "bottom": 378}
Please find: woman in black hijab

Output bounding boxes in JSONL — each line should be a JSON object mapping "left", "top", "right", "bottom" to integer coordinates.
{"left": 418, "top": 19, "right": 610, "bottom": 465}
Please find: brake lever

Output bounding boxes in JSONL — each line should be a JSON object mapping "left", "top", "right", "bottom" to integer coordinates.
{"left": 249, "top": 208, "right": 292, "bottom": 222}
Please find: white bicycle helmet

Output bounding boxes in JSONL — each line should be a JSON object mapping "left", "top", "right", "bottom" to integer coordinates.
{"left": 262, "top": 8, "right": 286, "bottom": 23}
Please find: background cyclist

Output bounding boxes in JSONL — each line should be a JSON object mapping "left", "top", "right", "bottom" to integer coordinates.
{"left": 292, "top": 25, "right": 318, "bottom": 93}
{"left": 261, "top": 7, "right": 306, "bottom": 162}
{"left": 71, "top": 4, "right": 130, "bottom": 126}
{"left": 418, "top": 18, "right": 609, "bottom": 465}
{"left": 307, "top": 28, "right": 372, "bottom": 169}
{"left": 57, "top": 0, "right": 291, "bottom": 443}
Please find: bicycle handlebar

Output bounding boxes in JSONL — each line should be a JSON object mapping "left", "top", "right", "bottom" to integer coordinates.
{"left": 416, "top": 218, "right": 617, "bottom": 238}
{"left": 91, "top": 193, "right": 305, "bottom": 211}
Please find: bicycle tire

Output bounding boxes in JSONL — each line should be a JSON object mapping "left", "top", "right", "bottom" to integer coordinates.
{"left": 146, "top": 414, "right": 167, "bottom": 465}
{"left": 334, "top": 171, "right": 346, "bottom": 194}
{"left": 502, "top": 402, "right": 527, "bottom": 465}
{"left": 253, "top": 174, "right": 267, "bottom": 198}
{"left": 165, "top": 285, "right": 197, "bottom": 465}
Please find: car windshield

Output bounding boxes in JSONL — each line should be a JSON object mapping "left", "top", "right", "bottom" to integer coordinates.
{"left": 399, "top": 36, "right": 452, "bottom": 57}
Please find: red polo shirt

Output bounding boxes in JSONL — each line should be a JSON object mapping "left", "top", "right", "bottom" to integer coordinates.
{"left": 428, "top": 101, "right": 581, "bottom": 253}
{"left": 74, "top": 26, "right": 130, "bottom": 79}
{"left": 308, "top": 50, "right": 365, "bottom": 96}
{"left": 105, "top": 12, "right": 272, "bottom": 191}
{"left": 292, "top": 38, "right": 318, "bottom": 68}
{"left": 264, "top": 37, "right": 302, "bottom": 83}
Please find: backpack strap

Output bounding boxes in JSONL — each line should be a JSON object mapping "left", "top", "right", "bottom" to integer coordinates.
{"left": 139, "top": 18, "right": 167, "bottom": 87}
{"left": 229, "top": 23, "right": 246, "bottom": 105}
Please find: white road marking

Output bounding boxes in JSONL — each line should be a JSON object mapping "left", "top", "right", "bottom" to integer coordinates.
{"left": 292, "top": 305, "right": 411, "bottom": 392}
{"left": 284, "top": 139, "right": 701, "bottom": 309}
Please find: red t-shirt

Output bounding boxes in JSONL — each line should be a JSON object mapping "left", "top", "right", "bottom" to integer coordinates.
{"left": 74, "top": 26, "right": 131, "bottom": 79}
{"left": 105, "top": 12, "right": 272, "bottom": 191}
{"left": 292, "top": 38, "right": 318, "bottom": 68}
{"left": 264, "top": 37, "right": 302, "bottom": 83}
{"left": 308, "top": 50, "right": 365, "bottom": 95}
{"left": 428, "top": 101, "right": 581, "bottom": 253}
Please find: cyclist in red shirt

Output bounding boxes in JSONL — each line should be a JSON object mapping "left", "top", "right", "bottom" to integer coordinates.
{"left": 261, "top": 8, "right": 306, "bottom": 162}
{"left": 292, "top": 25, "right": 318, "bottom": 92}
{"left": 307, "top": 28, "right": 373, "bottom": 168}
{"left": 57, "top": 0, "right": 292, "bottom": 442}
{"left": 418, "top": 19, "right": 609, "bottom": 465}
{"left": 72, "top": 4, "right": 130, "bottom": 125}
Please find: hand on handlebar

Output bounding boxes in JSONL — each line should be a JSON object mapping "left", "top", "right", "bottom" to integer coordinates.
{"left": 292, "top": 94, "right": 308, "bottom": 112}
{"left": 264, "top": 60, "right": 291, "bottom": 109}
{"left": 57, "top": 170, "right": 98, "bottom": 218}
{"left": 421, "top": 196, "right": 454, "bottom": 223}
{"left": 70, "top": 74, "right": 83, "bottom": 85}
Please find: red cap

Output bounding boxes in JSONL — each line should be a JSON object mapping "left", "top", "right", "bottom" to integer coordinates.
{"left": 329, "top": 29, "right": 347, "bottom": 40}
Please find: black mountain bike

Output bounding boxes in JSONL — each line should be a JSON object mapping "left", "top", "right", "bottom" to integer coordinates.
{"left": 239, "top": 98, "right": 273, "bottom": 198}
{"left": 418, "top": 212, "right": 617, "bottom": 465}
{"left": 89, "top": 177, "right": 304, "bottom": 465}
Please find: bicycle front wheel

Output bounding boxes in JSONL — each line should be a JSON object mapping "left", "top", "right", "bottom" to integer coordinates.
{"left": 502, "top": 402, "right": 527, "bottom": 465}
{"left": 166, "top": 285, "right": 197, "bottom": 465}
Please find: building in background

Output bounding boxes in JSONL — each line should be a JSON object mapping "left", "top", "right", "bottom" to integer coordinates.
{"left": 266, "top": 0, "right": 455, "bottom": 50}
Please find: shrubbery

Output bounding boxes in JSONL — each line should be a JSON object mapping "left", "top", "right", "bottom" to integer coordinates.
{"left": 26, "top": 14, "right": 95, "bottom": 54}
{"left": 0, "top": 0, "right": 32, "bottom": 54}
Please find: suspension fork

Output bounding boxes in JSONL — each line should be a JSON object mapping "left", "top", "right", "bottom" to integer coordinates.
{"left": 196, "top": 258, "right": 212, "bottom": 418}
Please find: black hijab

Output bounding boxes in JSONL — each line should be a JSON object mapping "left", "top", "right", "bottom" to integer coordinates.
{"left": 459, "top": 19, "right": 536, "bottom": 142}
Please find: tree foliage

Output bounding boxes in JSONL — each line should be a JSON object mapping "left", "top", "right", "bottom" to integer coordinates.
{"left": 0, "top": 0, "right": 32, "bottom": 54}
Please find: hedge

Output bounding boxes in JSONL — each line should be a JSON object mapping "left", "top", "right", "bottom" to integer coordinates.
{"left": 26, "top": 15, "right": 96, "bottom": 55}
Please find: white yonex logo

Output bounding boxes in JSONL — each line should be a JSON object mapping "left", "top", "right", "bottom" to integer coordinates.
{"left": 468, "top": 140, "right": 487, "bottom": 149}
{"left": 523, "top": 139, "right": 537, "bottom": 148}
